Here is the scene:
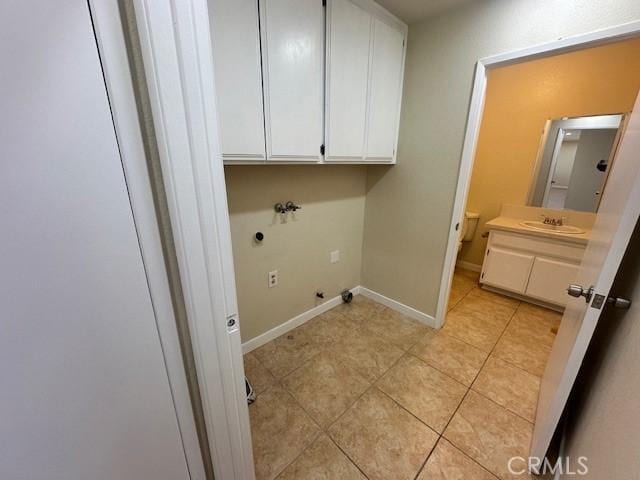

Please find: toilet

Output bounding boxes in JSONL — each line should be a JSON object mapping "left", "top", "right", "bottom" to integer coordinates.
{"left": 458, "top": 211, "right": 480, "bottom": 253}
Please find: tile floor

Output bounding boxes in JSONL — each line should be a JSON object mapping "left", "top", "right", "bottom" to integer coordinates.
{"left": 244, "top": 268, "right": 562, "bottom": 480}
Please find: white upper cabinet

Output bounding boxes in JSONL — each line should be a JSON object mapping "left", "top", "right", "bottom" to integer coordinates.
{"left": 209, "top": 0, "right": 406, "bottom": 164}
{"left": 260, "top": 0, "right": 324, "bottom": 161}
{"left": 326, "top": 0, "right": 406, "bottom": 163}
{"left": 365, "top": 17, "right": 405, "bottom": 161}
{"left": 209, "top": 0, "right": 266, "bottom": 161}
{"left": 325, "top": 0, "right": 372, "bottom": 160}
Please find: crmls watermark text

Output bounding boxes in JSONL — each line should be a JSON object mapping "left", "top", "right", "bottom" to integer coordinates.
{"left": 508, "top": 456, "right": 589, "bottom": 476}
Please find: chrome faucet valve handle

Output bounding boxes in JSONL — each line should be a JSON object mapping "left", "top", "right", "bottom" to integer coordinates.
{"left": 274, "top": 203, "right": 287, "bottom": 214}
{"left": 285, "top": 201, "right": 302, "bottom": 212}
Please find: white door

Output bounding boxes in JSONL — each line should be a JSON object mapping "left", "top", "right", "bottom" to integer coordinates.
{"left": 531, "top": 93, "right": 640, "bottom": 464}
{"left": 261, "top": 0, "right": 324, "bottom": 161}
{"left": 0, "top": 2, "right": 190, "bottom": 479}
{"left": 325, "top": 0, "right": 371, "bottom": 160}
{"left": 209, "top": 0, "right": 266, "bottom": 161}
{"left": 365, "top": 17, "right": 405, "bottom": 161}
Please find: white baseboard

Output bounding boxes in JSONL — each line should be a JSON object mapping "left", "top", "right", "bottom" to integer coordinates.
{"left": 359, "top": 287, "right": 437, "bottom": 328}
{"left": 241, "top": 285, "right": 437, "bottom": 354}
{"left": 241, "top": 286, "right": 362, "bottom": 354}
{"left": 455, "top": 260, "right": 482, "bottom": 272}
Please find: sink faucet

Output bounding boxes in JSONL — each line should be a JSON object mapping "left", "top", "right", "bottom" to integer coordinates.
{"left": 541, "top": 214, "right": 566, "bottom": 226}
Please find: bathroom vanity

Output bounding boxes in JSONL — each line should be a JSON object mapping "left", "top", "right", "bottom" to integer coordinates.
{"left": 480, "top": 206, "right": 593, "bottom": 308}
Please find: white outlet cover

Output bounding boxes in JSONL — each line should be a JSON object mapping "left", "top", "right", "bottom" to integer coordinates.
{"left": 330, "top": 250, "right": 340, "bottom": 263}
{"left": 268, "top": 270, "right": 278, "bottom": 288}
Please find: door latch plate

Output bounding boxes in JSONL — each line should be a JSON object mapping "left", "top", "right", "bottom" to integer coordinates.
{"left": 590, "top": 294, "right": 606, "bottom": 310}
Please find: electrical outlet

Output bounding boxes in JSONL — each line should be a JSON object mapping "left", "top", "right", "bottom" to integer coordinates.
{"left": 268, "top": 270, "right": 278, "bottom": 288}
{"left": 330, "top": 250, "right": 340, "bottom": 264}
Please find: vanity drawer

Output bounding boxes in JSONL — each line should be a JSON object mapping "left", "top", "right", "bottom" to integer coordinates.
{"left": 489, "top": 231, "right": 585, "bottom": 262}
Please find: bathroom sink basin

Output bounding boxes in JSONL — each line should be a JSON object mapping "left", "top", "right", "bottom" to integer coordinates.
{"left": 519, "top": 220, "right": 585, "bottom": 234}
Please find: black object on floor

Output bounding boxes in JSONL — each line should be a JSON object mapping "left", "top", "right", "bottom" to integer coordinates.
{"left": 246, "top": 377, "right": 256, "bottom": 404}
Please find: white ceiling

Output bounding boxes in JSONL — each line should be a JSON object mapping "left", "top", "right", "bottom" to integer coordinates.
{"left": 375, "top": 0, "right": 476, "bottom": 24}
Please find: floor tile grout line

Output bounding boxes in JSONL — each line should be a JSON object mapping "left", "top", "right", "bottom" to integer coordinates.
{"left": 271, "top": 304, "right": 413, "bottom": 480}
{"left": 413, "top": 435, "right": 443, "bottom": 480}
{"left": 375, "top": 385, "right": 441, "bottom": 437}
{"left": 430, "top": 296, "right": 521, "bottom": 479}
{"left": 326, "top": 434, "right": 371, "bottom": 479}
{"left": 270, "top": 428, "right": 322, "bottom": 480}
{"left": 404, "top": 349, "right": 473, "bottom": 388}
{"left": 323, "top": 346, "right": 408, "bottom": 433}
{"left": 251, "top": 309, "right": 373, "bottom": 479}
{"left": 470, "top": 384, "right": 535, "bottom": 426}
{"left": 467, "top": 303, "right": 543, "bottom": 425}
{"left": 248, "top": 280, "right": 548, "bottom": 479}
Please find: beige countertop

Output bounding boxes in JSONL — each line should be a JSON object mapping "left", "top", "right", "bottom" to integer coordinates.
{"left": 485, "top": 216, "right": 591, "bottom": 245}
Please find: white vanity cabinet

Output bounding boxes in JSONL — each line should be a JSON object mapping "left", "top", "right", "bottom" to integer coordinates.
{"left": 325, "top": 0, "right": 406, "bottom": 163}
{"left": 481, "top": 230, "right": 584, "bottom": 307}
{"left": 208, "top": 0, "right": 407, "bottom": 165}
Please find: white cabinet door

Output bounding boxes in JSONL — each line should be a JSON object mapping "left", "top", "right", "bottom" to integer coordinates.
{"left": 526, "top": 257, "right": 579, "bottom": 306}
{"left": 365, "top": 17, "right": 405, "bottom": 161}
{"left": 261, "top": 0, "right": 324, "bottom": 161}
{"left": 325, "top": 0, "right": 371, "bottom": 160}
{"left": 481, "top": 247, "right": 534, "bottom": 293}
{"left": 209, "top": 0, "right": 266, "bottom": 161}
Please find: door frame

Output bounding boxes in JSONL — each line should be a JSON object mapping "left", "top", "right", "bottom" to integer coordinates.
{"left": 132, "top": 1, "right": 254, "bottom": 479}
{"left": 88, "top": 2, "right": 208, "bottom": 478}
{"left": 435, "top": 20, "right": 640, "bottom": 329}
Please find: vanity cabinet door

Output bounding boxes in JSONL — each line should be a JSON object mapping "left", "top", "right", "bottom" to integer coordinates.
{"left": 325, "top": 0, "right": 372, "bottom": 160}
{"left": 260, "top": 0, "right": 324, "bottom": 161}
{"left": 481, "top": 247, "right": 534, "bottom": 294}
{"left": 526, "top": 257, "right": 579, "bottom": 306}
{"left": 365, "top": 17, "right": 405, "bottom": 161}
{"left": 209, "top": 0, "right": 266, "bottom": 161}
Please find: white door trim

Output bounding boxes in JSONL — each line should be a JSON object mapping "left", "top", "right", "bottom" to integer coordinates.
{"left": 88, "top": 2, "right": 207, "bottom": 478}
{"left": 436, "top": 20, "right": 640, "bottom": 329}
{"left": 541, "top": 128, "right": 567, "bottom": 207}
{"left": 132, "top": 1, "right": 254, "bottom": 479}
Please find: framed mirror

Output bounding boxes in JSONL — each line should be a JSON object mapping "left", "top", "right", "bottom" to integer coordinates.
{"left": 528, "top": 114, "right": 625, "bottom": 212}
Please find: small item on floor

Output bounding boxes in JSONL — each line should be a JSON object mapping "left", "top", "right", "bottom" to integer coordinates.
{"left": 246, "top": 377, "right": 256, "bottom": 404}
{"left": 341, "top": 289, "right": 353, "bottom": 303}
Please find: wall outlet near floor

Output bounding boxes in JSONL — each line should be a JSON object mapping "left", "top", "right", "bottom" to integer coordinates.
{"left": 268, "top": 270, "right": 278, "bottom": 288}
{"left": 330, "top": 250, "right": 340, "bottom": 264}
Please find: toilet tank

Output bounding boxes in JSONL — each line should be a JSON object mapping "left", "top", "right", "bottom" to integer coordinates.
{"left": 463, "top": 212, "right": 480, "bottom": 241}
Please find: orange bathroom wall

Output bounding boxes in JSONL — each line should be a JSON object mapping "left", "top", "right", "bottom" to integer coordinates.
{"left": 463, "top": 37, "right": 640, "bottom": 266}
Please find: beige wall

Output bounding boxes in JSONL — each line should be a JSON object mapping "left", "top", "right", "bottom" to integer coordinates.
{"left": 361, "top": 0, "right": 640, "bottom": 317}
{"left": 561, "top": 223, "right": 640, "bottom": 479}
{"left": 463, "top": 38, "right": 640, "bottom": 265}
{"left": 225, "top": 166, "right": 367, "bottom": 341}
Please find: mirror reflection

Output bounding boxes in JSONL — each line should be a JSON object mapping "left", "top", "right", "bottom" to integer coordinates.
{"left": 528, "top": 114, "right": 623, "bottom": 212}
